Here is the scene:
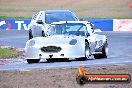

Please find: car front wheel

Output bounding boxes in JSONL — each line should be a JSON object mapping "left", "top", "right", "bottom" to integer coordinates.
{"left": 27, "top": 59, "right": 40, "bottom": 64}
{"left": 76, "top": 42, "right": 90, "bottom": 61}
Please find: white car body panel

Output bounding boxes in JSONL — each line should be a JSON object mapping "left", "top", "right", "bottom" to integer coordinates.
{"left": 25, "top": 36, "right": 85, "bottom": 59}
{"left": 25, "top": 21, "right": 107, "bottom": 61}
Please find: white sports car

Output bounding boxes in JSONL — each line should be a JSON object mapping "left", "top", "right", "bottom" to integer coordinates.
{"left": 28, "top": 10, "right": 78, "bottom": 39}
{"left": 25, "top": 21, "right": 108, "bottom": 64}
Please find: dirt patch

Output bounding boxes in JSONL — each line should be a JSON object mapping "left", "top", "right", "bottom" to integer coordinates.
{"left": 0, "top": 64, "right": 131, "bottom": 88}
{"left": 0, "top": 0, "right": 132, "bottom": 18}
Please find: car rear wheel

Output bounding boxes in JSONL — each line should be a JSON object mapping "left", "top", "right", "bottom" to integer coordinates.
{"left": 94, "top": 42, "right": 108, "bottom": 59}
{"left": 27, "top": 59, "right": 40, "bottom": 64}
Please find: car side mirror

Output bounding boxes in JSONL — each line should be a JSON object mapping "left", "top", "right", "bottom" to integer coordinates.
{"left": 36, "top": 20, "right": 43, "bottom": 24}
{"left": 86, "top": 32, "right": 90, "bottom": 37}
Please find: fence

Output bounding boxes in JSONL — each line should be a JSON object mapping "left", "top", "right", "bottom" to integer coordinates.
{"left": 0, "top": 19, "right": 132, "bottom": 31}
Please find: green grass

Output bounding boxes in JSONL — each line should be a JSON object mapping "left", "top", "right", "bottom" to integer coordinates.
{"left": 0, "top": 48, "right": 23, "bottom": 59}
{"left": 0, "top": 16, "right": 31, "bottom": 19}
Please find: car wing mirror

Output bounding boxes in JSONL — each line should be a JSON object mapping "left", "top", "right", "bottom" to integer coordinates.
{"left": 86, "top": 32, "right": 90, "bottom": 37}
{"left": 36, "top": 20, "right": 43, "bottom": 24}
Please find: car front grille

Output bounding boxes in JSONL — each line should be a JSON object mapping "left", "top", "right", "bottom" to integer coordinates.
{"left": 41, "top": 46, "right": 61, "bottom": 52}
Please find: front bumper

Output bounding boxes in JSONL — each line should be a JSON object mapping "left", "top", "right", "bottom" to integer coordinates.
{"left": 25, "top": 44, "right": 85, "bottom": 60}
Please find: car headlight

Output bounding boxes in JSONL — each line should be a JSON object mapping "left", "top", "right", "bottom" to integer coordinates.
{"left": 29, "top": 40, "right": 35, "bottom": 47}
{"left": 69, "top": 39, "right": 77, "bottom": 45}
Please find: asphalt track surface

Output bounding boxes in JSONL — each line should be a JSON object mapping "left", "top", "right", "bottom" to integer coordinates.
{"left": 0, "top": 30, "right": 132, "bottom": 71}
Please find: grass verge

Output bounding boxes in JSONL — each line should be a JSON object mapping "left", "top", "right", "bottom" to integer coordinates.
{"left": 0, "top": 16, "right": 31, "bottom": 19}
{"left": 0, "top": 48, "right": 23, "bottom": 59}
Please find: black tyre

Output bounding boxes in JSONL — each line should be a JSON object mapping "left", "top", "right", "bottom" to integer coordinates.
{"left": 76, "top": 42, "right": 89, "bottom": 61}
{"left": 27, "top": 59, "right": 40, "bottom": 64}
{"left": 29, "top": 29, "right": 33, "bottom": 40}
{"left": 94, "top": 42, "right": 108, "bottom": 59}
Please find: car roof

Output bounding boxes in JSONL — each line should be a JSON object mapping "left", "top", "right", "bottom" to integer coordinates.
{"left": 44, "top": 10, "right": 72, "bottom": 13}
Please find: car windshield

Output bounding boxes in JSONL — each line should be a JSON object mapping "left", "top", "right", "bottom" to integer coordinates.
{"left": 45, "top": 12, "right": 78, "bottom": 24}
{"left": 49, "top": 23, "right": 88, "bottom": 36}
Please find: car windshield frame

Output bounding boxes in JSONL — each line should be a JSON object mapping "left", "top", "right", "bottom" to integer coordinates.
{"left": 48, "top": 23, "right": 88, "bottom": 36}
{"left": 45, "top": 12, "right": 78, "bottom": 24}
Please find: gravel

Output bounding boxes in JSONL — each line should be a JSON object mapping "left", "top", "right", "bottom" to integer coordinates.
{"left": 0, "top": 64, "right": 131, "bottom": 88}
